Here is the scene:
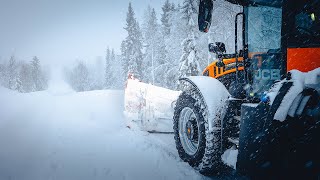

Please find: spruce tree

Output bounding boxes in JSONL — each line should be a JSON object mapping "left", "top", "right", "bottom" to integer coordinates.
{"left": 121, "top": 3, "right": 143, "bottom": 81}
{"left": 161, "top": 0, "right": 172, "bottom": 36}
{"left": 0, "top": 62, "right": 4, "bottom": 87}
{"left": 73, "top": 61, "right": 90, "bottom": 92}
{"left": 105, "top": 47, "right": 112, "bottom": 88}
{"left": 31, "top": 56, "right": 41, "bottom": 91}
{"left": 162, "top": 2, "right": 186, "bottom": 89}
{"left": 178, "top": 38, "right": 201, "bottom": 80}
{"left": 19, "top": 63, "right": 33, "bottom": 93}
{"left": 178, "top": 0, "right": 201, "bottom": 83}
{"left": 7, "top": 56, "right": 19, "bottom": 90}
{"left": 111, "top": 49, "right": 115, "bottom": 62}
{"left": 142, "top": 7, "right": 159, "bottom": 84}
{"left": 181, "top": 0, "right": 198, "bottom": 35}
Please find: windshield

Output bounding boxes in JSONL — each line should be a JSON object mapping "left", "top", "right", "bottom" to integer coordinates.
{"left": 247, "top": 6, "right": 282, "bottom": 53}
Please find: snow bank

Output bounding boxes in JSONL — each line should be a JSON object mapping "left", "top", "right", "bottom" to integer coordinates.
{"left": 267, "top": 68, "right": 320, "bottom": 121}
{"left": 124, "top": 79, "right": 181, "bottom": 132}
{"left": 0, "top": 84, "right": 206, "bottom": 180}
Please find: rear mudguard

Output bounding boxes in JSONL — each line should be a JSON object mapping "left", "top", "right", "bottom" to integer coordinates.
{"left": 179, "top": 76, "right": 230, "bottom": 133}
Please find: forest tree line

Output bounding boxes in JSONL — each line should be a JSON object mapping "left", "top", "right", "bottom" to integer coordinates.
{"left": 0, "top": 56, "right": 48, "bottom": 93}
{"left": 64, "top": 0, "right": 240, "bottom": 92}
{"left": 64, "top": 47, "right": 122, "bottom": 92}
{"left": 118, "top": 0, "right": 241, "bottom": 90}
{"left": 0, "top": 0, "right": 240, "bottom": 93}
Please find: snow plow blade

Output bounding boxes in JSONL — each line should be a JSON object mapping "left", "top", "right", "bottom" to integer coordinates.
{"left": 124, "top": 78, "right": 181, "bottom": 132}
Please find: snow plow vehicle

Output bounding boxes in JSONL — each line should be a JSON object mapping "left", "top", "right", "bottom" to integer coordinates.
{"left": 174, "top": 0, "right": 320, "bottom": 178}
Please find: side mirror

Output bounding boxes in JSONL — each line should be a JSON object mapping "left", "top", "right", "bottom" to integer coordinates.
{"left": 209, "top": 42, "right": 226, "bottom": 54}
{"left": 198, "top": 0, "right": 213, "bottom": 33}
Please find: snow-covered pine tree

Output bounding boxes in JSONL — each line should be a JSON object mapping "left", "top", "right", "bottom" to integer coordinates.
{"left": 142, "top": 7, "right": 164, "bottom": 85}
{"left": 177, "top": 0, "right": 201, "bottom": 81}
{"left": 121, "top": 3, "right": 143, "bottom": 82}
{"left": 7, "top": 56, "right": 19, "bottom": 90}
{"left": 109, "top": 48, "right": 118, "bottom": 88}
{"left": 105, "top": 47, "right": 113, "bottom": 89}
{"left": 18, "top": 63, "right": 33, "bottom": 93}
{"left": 181, "top": 0, "right": 198, "bottom": 34}
{"left": 72, "top": 61, "right": 90, "bottom": 92}
{"left": 31, "top": 56, "right": 41, "bottom": 91}
{"left": 161, "top": 0, "right": 173, "bottom": 36}
{"left": 31, "top": 56, "right": 48, "bottom": 91}
{"left": 111, "top": 49, "right": 115, "bottom": 66}
{"left": 157, "top": 1, "right": 181, "bottom": 89}
{"left": 0, "top": 62, "right": 4, "bottom": 87}
{"left": 162, "top": 2, "right": 188, "bottom": 89}
{"left": 141, "top": 6, "right": 153, "bottom": 83}
{"left": 171, "top": 2, "right": 176, "bottom": 11}
{"left": 111, "top": 50, "right": 123, "bottom": 89}
{"left": 154, "top": 43, "right": 169, "bottom": 87}
{"left": 161, "top": 1, "right": 186, "bottom": 89}
{"left": 178, "top": 38, "right": 201, "bottom": 80}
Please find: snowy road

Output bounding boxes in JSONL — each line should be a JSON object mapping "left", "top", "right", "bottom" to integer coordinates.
{"left": 0, "top": 78, "right": 217, "bottom": 180}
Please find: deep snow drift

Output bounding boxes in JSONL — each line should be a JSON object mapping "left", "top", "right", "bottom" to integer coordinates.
{"left": 0, "top": 72, "right": 211, "bottom": 180}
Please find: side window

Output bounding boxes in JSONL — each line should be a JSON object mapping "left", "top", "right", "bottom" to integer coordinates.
{"left": 295, "top": 12, "right": 320, "bottom": 36}
{"left": 294, "top": 3, "right": 320, "bottom": 36}
{"left": 287, "top": 0, "right": 320, "bottom": 47}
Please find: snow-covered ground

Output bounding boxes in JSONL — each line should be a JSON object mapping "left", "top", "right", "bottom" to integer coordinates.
{"left": 0, "top": 72, "right": 215, "bottom": 180}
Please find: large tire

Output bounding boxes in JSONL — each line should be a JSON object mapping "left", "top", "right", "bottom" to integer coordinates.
{"left": 173, "top": 92, "right": 223, "bottom": 175}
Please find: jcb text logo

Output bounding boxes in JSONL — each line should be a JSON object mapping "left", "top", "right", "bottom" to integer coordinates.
{"left": 255, "top": 69, "right": 280, "bottom": 80}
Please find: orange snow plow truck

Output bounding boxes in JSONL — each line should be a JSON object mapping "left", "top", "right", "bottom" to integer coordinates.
{"left": 172, "top": 0, "right": 320, "bottom": 179}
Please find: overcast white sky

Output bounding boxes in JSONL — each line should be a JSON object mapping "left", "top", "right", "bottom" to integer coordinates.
{"left": 0, "top": 0, "right": 181, "bottom": 66}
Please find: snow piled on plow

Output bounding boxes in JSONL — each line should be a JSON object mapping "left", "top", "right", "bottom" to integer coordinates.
{"left": 267, "top": 68, "right": 320, "bottom": 121}
{"left": 124, "top": 79, "right": 181, "bottom": 132}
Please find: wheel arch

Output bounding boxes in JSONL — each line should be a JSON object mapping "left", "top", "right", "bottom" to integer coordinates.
{"left": 179, "top": 76, "right": 230, "bottom": 133}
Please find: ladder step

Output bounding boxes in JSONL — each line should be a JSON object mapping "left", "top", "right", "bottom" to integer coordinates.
{"left": 228, "top": 137, "right": 239, "bottom": 146}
